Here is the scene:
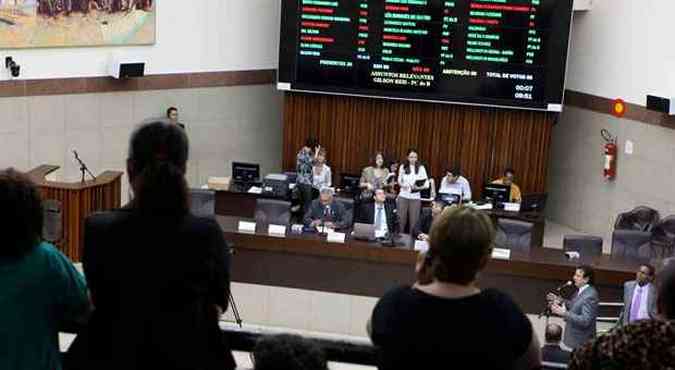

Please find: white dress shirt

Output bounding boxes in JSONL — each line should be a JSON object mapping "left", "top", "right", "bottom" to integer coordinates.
{"left": 312, "top": 164, "right": 332, "bottom": 190}
{"left": 397, "top": 165, "right": 428, "bottom": 200}
{"left": 438, "top": 175, "right": 472, "bottom": 201}
{"left": 631, "top": 283, "right": 651, "bottom": 321}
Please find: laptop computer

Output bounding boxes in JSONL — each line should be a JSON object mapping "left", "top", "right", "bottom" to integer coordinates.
{"left": 520, "top": 193, "right": 548, "bottom": 213}
{"left": 352, "top": 222, "right": 375, "bottom": 241}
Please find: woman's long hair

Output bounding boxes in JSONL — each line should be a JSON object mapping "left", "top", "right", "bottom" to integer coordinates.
{"left": 403, "top": 148, "right": 421, "bottom": 175}
{"left": 128, "top": 122, "right": 189, "bottom": 223}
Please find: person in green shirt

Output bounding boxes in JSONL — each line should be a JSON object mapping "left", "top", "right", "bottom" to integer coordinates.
{"left": 0, "top": 169, "right": 90, "bottom": 370}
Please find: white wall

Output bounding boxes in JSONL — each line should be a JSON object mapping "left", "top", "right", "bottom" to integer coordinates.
{"left": 0, "top": 0, "right": 282, "bottom": 80}
{"left": 567, "top": 0, "right": 675, "bottom": 104}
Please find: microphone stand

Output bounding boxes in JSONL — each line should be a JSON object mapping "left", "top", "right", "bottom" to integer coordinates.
{"left": 73, "top": 150, "right": 96, "bottom": 183}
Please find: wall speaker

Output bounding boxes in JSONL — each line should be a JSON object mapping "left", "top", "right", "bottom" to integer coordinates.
{"left": 646, "top": 95, "right": 674, "bottom": 115}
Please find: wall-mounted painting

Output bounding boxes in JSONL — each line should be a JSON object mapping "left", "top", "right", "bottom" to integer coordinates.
{"left": 0, "top": 0, "right": 155, "bottom": 49}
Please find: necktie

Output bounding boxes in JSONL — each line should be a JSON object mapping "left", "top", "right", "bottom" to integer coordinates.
{"left": 629, "top": 286, "right": 643, "bottom": 322}
{"left": 375, "top": 206, "right": 384, "bottom": 231}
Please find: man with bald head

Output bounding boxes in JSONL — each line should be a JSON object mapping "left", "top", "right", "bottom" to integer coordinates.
{"left": 541, "top": 323, "right": 570, "bottom": 364}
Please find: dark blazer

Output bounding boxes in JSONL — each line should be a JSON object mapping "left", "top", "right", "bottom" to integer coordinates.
{"left": 541, "top": 344, "right": 571, "bottom": 364}
{"left": 303, "top": 199, "right": 349, "bottom": 229}
{"left": 563, "top": 285, "right": 599, "bottom": 349}
{"left": 65, "top": 209, "right": 236, "bottom": 370}
{"left": 355, "top": 199, "right": 399, "bottom": 235}
{"left": 412, "top": 208, "right": 433, "bottom": 239}
{"left": 619, "top": 281, "right": 657, "bottom": 325}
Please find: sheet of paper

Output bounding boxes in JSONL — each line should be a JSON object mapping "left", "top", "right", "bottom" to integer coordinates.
{"left": 327, "top": 232, "right": 346, "bottom": 244}
{"left": 503, "top": 202, "right": 521, "bottom": 212}
{"left": 491, "top": 248, "right": 511, "bottom": 260}
{"left": 238, "top": 221, "right": 256, "bottom": 233}
{"left": 414, "top": 240, "right": 429, "bottom": 253}
{"left": 268, "top": 224, "right": 287, "bottom": 236}
{"left": 248, "top": 186, "right": 263, "bottom": 194}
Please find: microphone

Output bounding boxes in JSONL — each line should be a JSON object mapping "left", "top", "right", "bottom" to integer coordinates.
{"left": 556, "top": 281, "right": 573, "bottom": 292}
{"left": 72, "top": 149, "right": 96, "bottom": 182}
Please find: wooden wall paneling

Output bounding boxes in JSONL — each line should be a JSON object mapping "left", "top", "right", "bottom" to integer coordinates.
{"left": 282, "top": 92, "right": 553, "bottom": 195}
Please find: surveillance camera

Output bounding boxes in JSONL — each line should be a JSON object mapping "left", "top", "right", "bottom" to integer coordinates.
{"left": 10, "top": 64, "right": 20, "bottom": 78}
{"left": 5, "top": 56, "right": 20, "bottom": 78}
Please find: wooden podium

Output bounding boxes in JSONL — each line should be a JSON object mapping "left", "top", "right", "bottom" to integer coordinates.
{"left": 28, "top": 165, "right": 123, "bottom": 262}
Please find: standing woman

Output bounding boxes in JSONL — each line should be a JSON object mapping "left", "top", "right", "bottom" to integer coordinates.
{"left": 359, "top": 151, "right": 390, "bottom": 200}
{"left": 312, "top": 148, "right": 332, "bottom": 195}
{"left": 0, "top": 169, "right": 90, "bottom": 370}
{"left": 66, "top": 122, "right": 236, "bottom": 370}
{"left": 396, "top": 149, "right": 429, "bottom": 234}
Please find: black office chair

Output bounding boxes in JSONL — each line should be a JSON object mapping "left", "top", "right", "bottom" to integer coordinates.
{"left": 611, "top": 230, "right": 651, "bottom": 259}
{"left": 648, "top": 215, "right": 675, "bottom": 258}
{"left": 614, "top": 206, "right": 660, "bottom": 232}
{"left": 563, "top": 235, "right": 603, "bottom": 257}
{"left": 338, "top": 198, "right": 355, "bottom": 227}
{"left": 494, "top": 218, "right": 533, "bottom": 253}
{"left": 189, "top": 189, "right": 215, "bottom": 218}
{"left": 255, "top": 199, "right": 292, "bottom": 225}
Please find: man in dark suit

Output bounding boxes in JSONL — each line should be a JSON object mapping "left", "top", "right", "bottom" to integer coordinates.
{"left": 412, "top": 197, "right": 449, "bottom": 241}
{"left": 303, "top": 187, "right": 349, "bottom": 230}
{"left": 541, "top": 324, "right": 571, "bottom": 364}
{"left": 549, "top": 265, "right": 599, "bottom": 349}
{"left": 355, "top": 188, "right": 399, "bottom": 237}
{"left": 619, "top": 264, "right": 657, "bottom": 325}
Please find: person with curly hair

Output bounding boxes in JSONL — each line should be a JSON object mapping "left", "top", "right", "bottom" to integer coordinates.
{"left": 253, "top": 334, "right": 328, "bottom": 370}
{"left": 0, "top": 168, "right": 90, "bottom": 370}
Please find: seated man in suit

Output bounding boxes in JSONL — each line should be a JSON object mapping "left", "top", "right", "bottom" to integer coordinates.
{"left": 303, "top": 187, "right": 348, "bottom": 230}
{"left": 412, "top": 196, "right": 450, "bottom": 241}
{"left": 541, "top": 324, "right": 571, "bottom": 364}
{"left": 548, "top": 265, "right": 599, "bottom": 349}
{"left": 355, "top": 188, "right": 399, "bottom": 238}
{"left": 491, "top": 168, "right": 521, "bottom": 203}
{"left": 619, "top": 264, "right": 657, "bottom": 325}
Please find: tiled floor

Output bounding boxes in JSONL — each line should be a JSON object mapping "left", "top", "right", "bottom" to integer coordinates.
{"left": 62, "top": 219, "right": 607, "bottom": 370}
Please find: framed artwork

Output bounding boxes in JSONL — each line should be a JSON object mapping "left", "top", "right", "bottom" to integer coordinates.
{"left": 0, "top": 0, "right": 156, "bottom": 48}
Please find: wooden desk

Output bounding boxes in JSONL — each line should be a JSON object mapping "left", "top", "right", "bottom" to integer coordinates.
{"left": 218, "top": 216, "right": 640, "bottom": 314}
{"left": 485, "top": 208, "right": 546, "bottom": 248}
{"left": 28, "top": 165, "right": 122, "bottom": 262}
{"left": 216, "top": 189, "right": 547, "bottom": 247}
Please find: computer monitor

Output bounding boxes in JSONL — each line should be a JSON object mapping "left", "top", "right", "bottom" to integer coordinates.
{"left": 232, "top": 162, "right": 260, "bottom": 183}
{"left": 340, "top": 173, "right": 361, "bottom": 194}
{"left": 189, "top": 189, "right": 215, "bottom": 218}
{"left": 520, "top": 193, "right": 548, "bottom": 213}
{"left": 482, "top": 183, "right": 511, "bottom": 203}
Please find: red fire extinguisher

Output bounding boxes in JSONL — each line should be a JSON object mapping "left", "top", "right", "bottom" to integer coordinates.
{"left": 602, "top": 129, "right": 617, "bottom": 180}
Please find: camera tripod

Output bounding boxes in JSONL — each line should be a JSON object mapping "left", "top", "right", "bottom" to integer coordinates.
{"left": 227, "top": 245, "right": 243, "bottom": 328}
{"left": 229, "top": 291, "right": 242, "bottom": 328}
